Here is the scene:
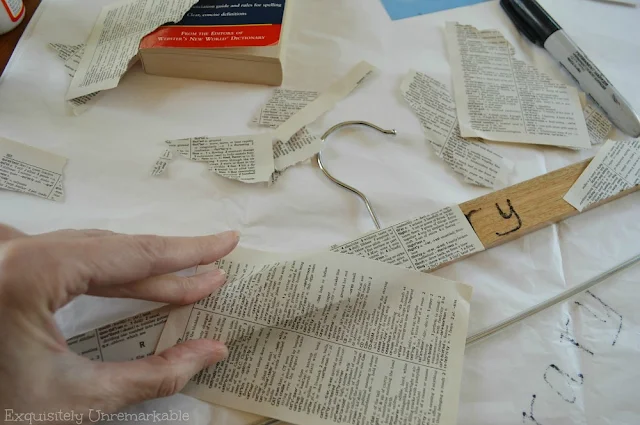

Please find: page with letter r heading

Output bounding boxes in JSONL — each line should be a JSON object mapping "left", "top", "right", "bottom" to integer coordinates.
{"left": 156, "top": 247, "right": 472, "bottom": 425}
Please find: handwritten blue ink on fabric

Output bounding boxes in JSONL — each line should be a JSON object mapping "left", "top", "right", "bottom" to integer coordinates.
{"left": 380, "top": 0, "right": 490, "bottom": 20}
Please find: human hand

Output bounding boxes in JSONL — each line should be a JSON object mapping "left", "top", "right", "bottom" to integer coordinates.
{"left": 0, "top": 225, "right": 239, "bottom": 418}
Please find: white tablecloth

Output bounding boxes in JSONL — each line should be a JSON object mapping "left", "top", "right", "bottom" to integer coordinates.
{"left": 1, "top": 0, "right": 639, "bottom": 423}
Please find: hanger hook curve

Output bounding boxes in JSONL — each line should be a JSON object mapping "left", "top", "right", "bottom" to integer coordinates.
{"left": 315, "top": 120, "right": 397, "bottom": 230}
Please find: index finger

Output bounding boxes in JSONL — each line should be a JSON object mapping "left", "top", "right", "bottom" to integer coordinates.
{"left": 7, "top": 231, "right": 239, "bottom": 299}
{"left": 73, "top": 230, "right": 240, "bottom": 287}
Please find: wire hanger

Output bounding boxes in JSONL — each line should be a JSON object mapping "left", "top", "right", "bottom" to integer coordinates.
{"left": 315, "top": 120, "right": 397, "bottom": 230}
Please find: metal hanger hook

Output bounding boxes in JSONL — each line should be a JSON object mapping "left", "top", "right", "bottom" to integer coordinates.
{"left": 315, "top": 120, "right": 397, "bottom": 230}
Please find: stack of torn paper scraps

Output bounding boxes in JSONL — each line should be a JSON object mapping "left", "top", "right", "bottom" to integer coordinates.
{"left": 399, "top": 22, "right": 613, "bottom": 190}
{"left": 151, "top": 61, "right": 375, "bottom": 184}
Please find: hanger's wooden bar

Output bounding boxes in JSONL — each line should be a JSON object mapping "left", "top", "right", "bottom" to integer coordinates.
{"left": 459, "top": 158, "right": 639, "bottom": 249}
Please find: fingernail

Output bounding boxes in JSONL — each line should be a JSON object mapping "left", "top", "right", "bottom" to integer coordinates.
{"left": 219, "top": 230, "right": 240, "bottom": 242}
{"left": 213, "top": 344, "right": 229, "bottom": 361}
{"left": 205, "top": 268, "right": 226, "bottom": 281}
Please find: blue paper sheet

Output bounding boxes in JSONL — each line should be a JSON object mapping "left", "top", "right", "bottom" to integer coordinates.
{"left": 380, "top": 0, "right": 491, "bottom": 20}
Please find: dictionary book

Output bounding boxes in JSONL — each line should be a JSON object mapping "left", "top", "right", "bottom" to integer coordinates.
{"left": 139, "top": 0, "right": 291, "bottom": 86}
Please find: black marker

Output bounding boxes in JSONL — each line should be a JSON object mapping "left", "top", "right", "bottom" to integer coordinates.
{"left": 501, "top": 0, "right": 640, "bottom": 137}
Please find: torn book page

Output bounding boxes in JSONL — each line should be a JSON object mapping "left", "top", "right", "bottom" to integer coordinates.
{"left": 65, "top": 0, "right": 197, "bottom": 100}
{"left": 445, "top": 22, "right": 591, "bottom": 149}
{"left": 156, "top": 247, "right": 472, "bottom": 425}
{"left": 67, "top": 306, "right": 171, "bottom": 361}
{"left": 0, "top": 137, "right": 66, "bottom": 202}
{"left": 584, "top": 103, "right": 613, "bottom": 145}
{"left": 273, "top": 127, "right": 322, "bottom": 171}
{"left": 50, "top": 43, "right": 102, "bottom": 115}
{"left": 331, "top": 205, "right": 485, "bottom": 272}
{"left": 564, "top": 138, "right": 640, "bottom": 211}
{"left": 166, "top": 135, "right": 274, "bottom": 183}
{"left": 272, "top": 61, "right": 375, "bottom": 143}
{"left": 252, "top": 89, "right": 319, "bottom": 129}
{"left": 150, "top": 148, "right": 173, "bottom": 176}
{"left": 67, "top": 305, "right": 261, "bottom": 425}
{"left": 401, "top": 69, "right": 513, "bottom": 189}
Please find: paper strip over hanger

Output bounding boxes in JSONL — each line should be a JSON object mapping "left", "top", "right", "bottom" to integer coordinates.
{"left": 152, "top": 61, "right": 376, "bottom": 182}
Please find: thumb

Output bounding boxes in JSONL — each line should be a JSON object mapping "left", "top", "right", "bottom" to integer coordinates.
{"left": 93, "top": 339, "right": 228, "bottom": 411}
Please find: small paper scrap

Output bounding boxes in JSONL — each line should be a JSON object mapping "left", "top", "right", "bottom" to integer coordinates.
{"left": 584, "top": 104, "right": 613, "bottom": 146}
{"left": 163, "top": 135, "right": 275, "bottom": 183}
{"left": 50, "top": 43, "right": 101, "bottom": 115}
{"left": 445, "top": 22, "right": 591, "bottom": 149}
{"left": 65, "top": 0, "right": 197, "bottom": 100}
{"left": 150, "top": 149, "right": 173, "bottom": 177}
{"left": 252, "top": 89, "right": 319, "bottom": 129}
{"left": 401, "top": 70, "right": 513, "bottom": 189}
{"left": 0, "top": 137, "right": 67, "bottom": 201}
{"left": 564, "top": 138, "right": 640, "bottom": 211}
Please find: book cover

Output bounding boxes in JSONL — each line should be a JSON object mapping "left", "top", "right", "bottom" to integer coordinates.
{"left": 140, "top": 0, "right": 286, "bottom": 49}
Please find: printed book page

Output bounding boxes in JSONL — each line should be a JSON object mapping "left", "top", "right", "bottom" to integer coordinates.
{"left": 0, "top": 137, "right": 67, "bottom": 201}
{"left": 66, "top": 307, "right": 262, "bottom": 425}
{"left": 331, "top": 205, "right": 485, "bottom": 272}
{"left": 65, "top": 0, "right": 197, "bottom": 100}
{"left": 564, "top": 138, "right": 640, "bottom": 211}
{"left": 67, "top": 307, "right": 171, "bottom": 361}
{"left": 164, "top": 135, "right": 275, "bottom": 183}
{"left": 401, "top": 69, "right": 513, "bottom": 189}
{"left": 445, "top": 22, "right": 591, "bottom": 149}
{"left": 156, "top": 247, "right": 472, "bottom": 425}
